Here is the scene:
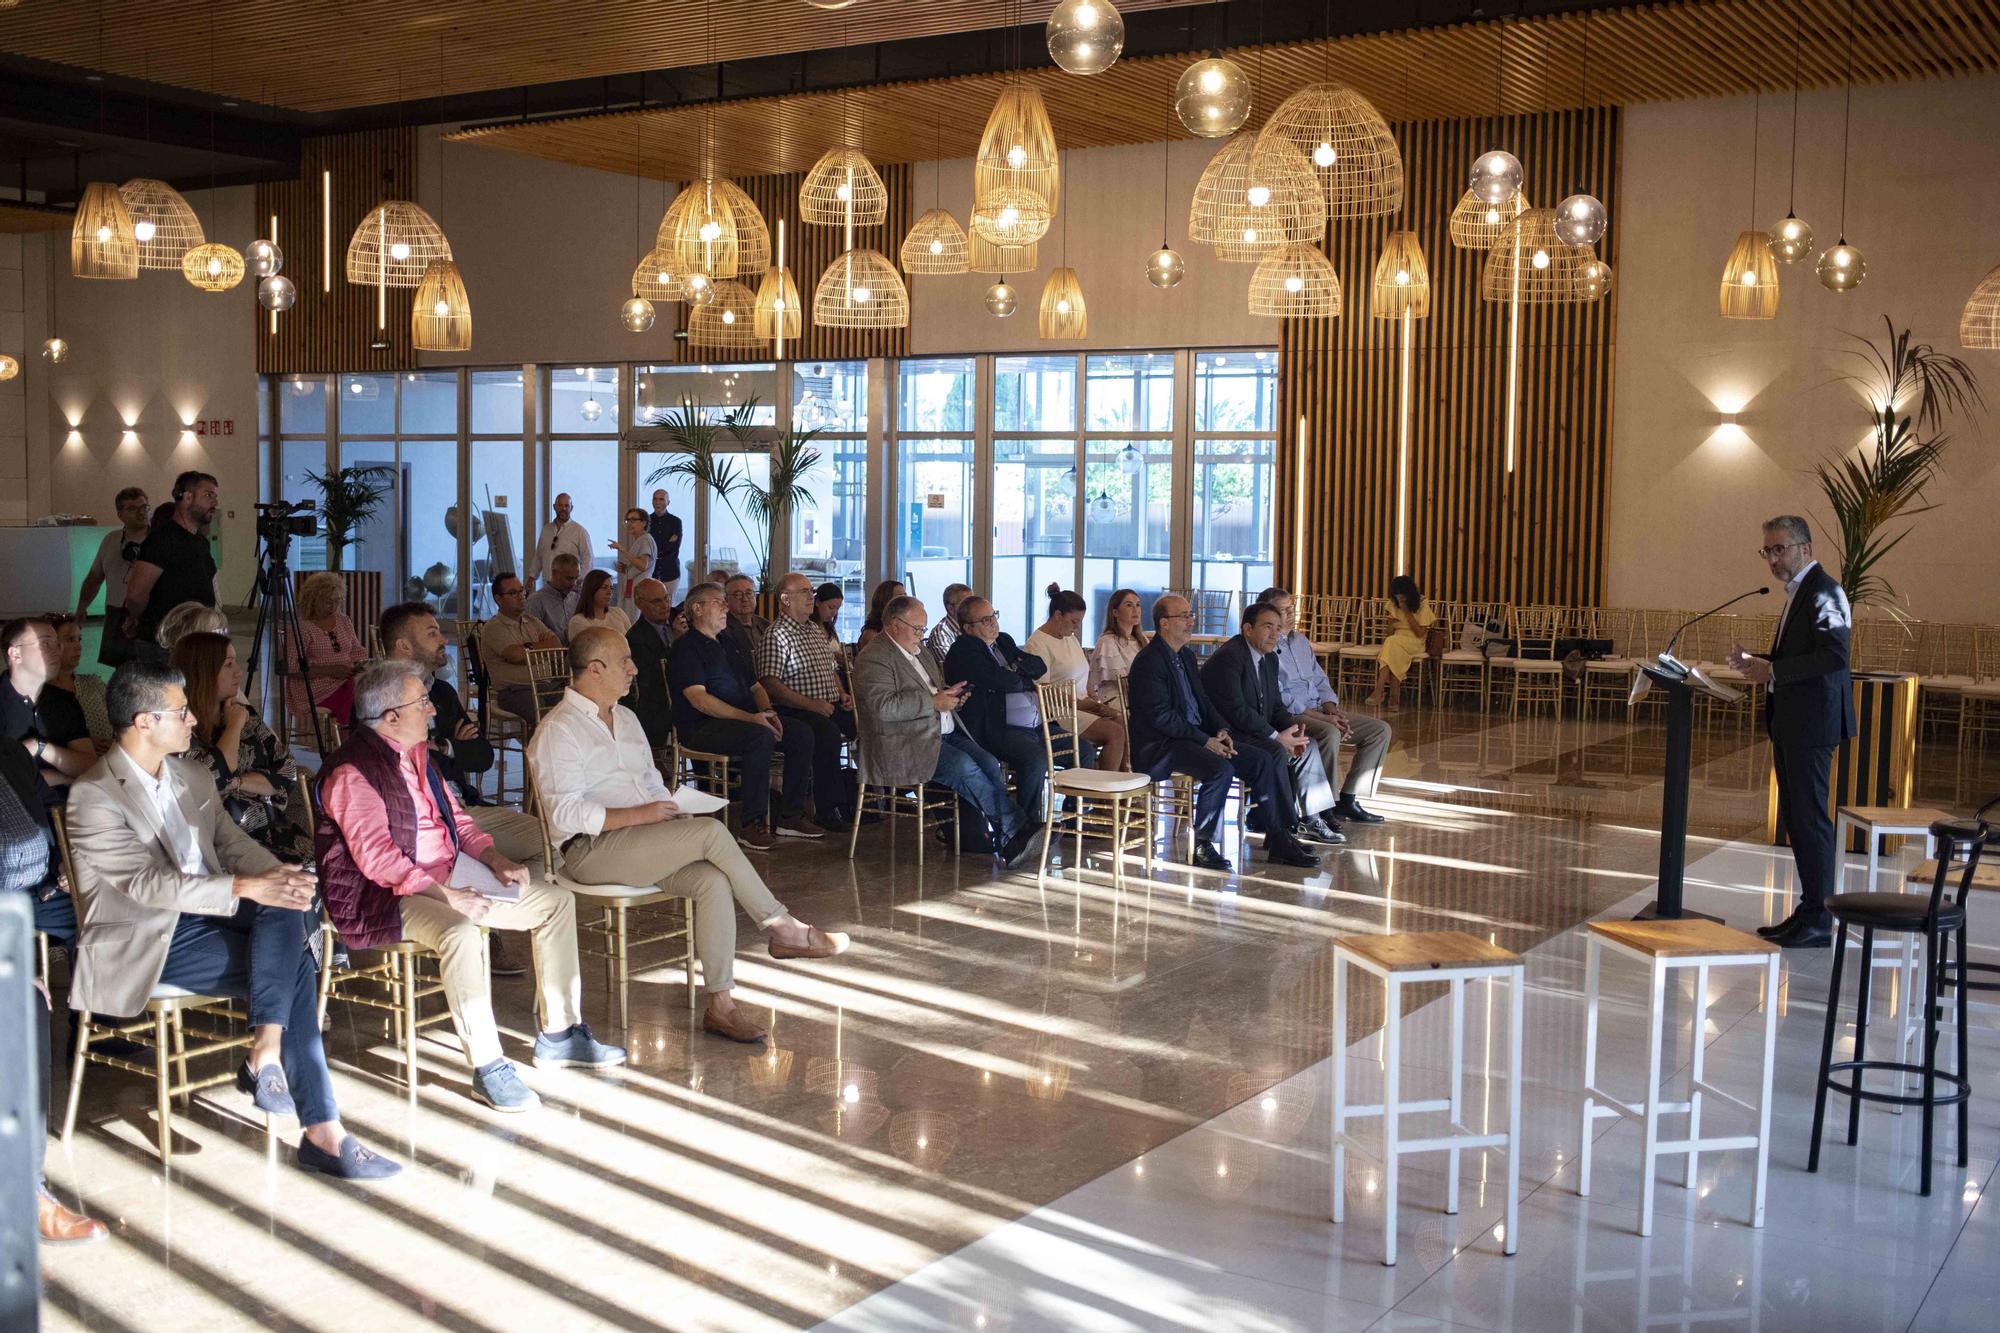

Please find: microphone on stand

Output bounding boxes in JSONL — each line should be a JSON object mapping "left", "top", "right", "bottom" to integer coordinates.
{"left": 1659, "top": 587, "right": 1770, "bottom": 670}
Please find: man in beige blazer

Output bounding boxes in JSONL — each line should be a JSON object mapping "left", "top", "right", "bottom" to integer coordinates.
{"left": 851, "top": 593, "right": 1040, "bottom": 866}
{"left": 65, "top": 660, "right": 399, "bottom": 1179}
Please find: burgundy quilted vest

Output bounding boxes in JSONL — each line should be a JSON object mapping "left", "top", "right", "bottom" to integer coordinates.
{"left": 313, "top": 724, "right": 461, "bottom": 949}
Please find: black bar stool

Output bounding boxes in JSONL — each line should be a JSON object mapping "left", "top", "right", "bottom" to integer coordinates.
{"left": 1809, "top": 809, "right": 1997, "bottom": 1196}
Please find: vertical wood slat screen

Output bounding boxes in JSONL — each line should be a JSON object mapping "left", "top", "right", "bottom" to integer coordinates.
{"left": 255, "top": 130, "right": 420, "bottom": 374}
{"left": 1277, "top": 107, "right": 1619, "bottom": 607}
{"left": 673, "top": 162, "right": 912, "bottom": 363}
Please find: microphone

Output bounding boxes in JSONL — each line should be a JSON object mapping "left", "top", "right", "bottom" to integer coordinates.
{"left": 1662, "top": 587, "right": 1770, "bottom": 662}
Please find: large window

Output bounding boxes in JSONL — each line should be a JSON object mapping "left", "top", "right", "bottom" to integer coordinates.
{"left": 1192, "top": 351, "right": 1277, "bottom": 597}
{"left": 895, "top": 357, "right": 976, "bottom": 612}
{"left": 991, "top": 356, "right": 1079, "bottom": 635}
{"left": 792, "top": 361, "right": 867, "bottom": 637}
{"left": 1083, "top": 354, "right": 1175, "bottom": 628}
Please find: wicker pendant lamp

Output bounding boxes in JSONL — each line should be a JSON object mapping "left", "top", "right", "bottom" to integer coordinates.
{"left": 1448, "top": 188, "right": 1529, "bottom": 250}
{"left": 974, "top": 85, "right": 1060, "bottom": 211}
{"left": 1369, "top": 231, "right": 1430, "bottom": 319}
{"left": 413, "top": 259, "right": 472, "bottom": 351}
{"left": 970, "top": 233, "right": 1038, "bottom": 275}
{"left": 1478, "top": 209, "right": 1596, "bottom": 304}
{"left": 1960, "top": 264, "right": 2000, "bottom": 349}
{"left": 689, "top": 278, "right": 763, "bottom": 348}
{"left": 119, "top": 179, "right": 204, "bottom": 270}
{"left": 813, "top": 248, "right": 909, "bottom": 328}
{"left": 72, "top": 182, "right": 139, "bottom": 279}
{"left": 1188, "top": 133, "right": 1325, "bottom": 263}
{"left": 1039, "top": 267, "right": 1087, "bottom": 339}
{"left": 1720, "top": 231, "right": 1779, "bottom": 319}
{"left": 1258, "top": 83, "right": 1403, "bottom": 219}
{"left": 801, "top": 148, "right": 888, "bottom": 227}
{"left": 904, "top": 208, "right": 970, "bottom": 275}
{"left": 345, "top": 201, "right": 451, "bottom": 287}
{"left": 182, "top": 242, "right": 245, "bottom": 292}
{"left": 669, "top": 178, "right": 762, "bottom": 280}
{"left": 753, "top": 267, "right": 801, "bottom": 340}
{"left": 633, "top": 248, "right": 689, "bottom": 300}
{"left": 1249, "top": 242, "right": 1341, "bottom": 319}
{"left": 716, "top": 179, "right": 771, "bottom": 273}
{"left": 970, "top": 186, "right": 1053, "bottom": 247}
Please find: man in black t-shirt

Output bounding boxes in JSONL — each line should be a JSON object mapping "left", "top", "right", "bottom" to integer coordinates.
{"left": 667, "top": 582, "right": 819, "bottom": 849}
{"left": 123, "top": 469, "right": 220, "bottom": 649}
{"left": 0, "top": 619, "right": 94, "bottom": 801}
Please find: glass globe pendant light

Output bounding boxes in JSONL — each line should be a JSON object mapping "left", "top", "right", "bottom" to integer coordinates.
{"left": 1046, "top": 0, "right": 1123, "bottom": 76}
{"left": 257, "top": 274, "right": 297, "bottom": 311}
{"left": 43, "top": 337, "right": 69, "bottom": 364}
{"left": 1147, "top": 139, "right": 1183, "bottom": 289}
{"left": 1467, "top": 150, "right": 1524, "bottom": 206}
{"left": 1770, "top": 214, "right": 1814, "bottom": 265}
{"left": 1817, "top": 1, "right": 1865, "bottom": 294}
{"left": 244, "top": 237, "right": 283, "bottom": 278}
{"left": 1554, "top": 194, "right": 1606, "bottom": 247}
{"left": 621, "top": 296, "right": 657, "bottom": 332}
{"left": 1176, "top": 56, "right": 1252, "bottom": 138}
{"left": 985, "top": 282, "right": 1018, "bottom": 317}
{"left": 0, "top": 355, "right": 17, "bottom": 383}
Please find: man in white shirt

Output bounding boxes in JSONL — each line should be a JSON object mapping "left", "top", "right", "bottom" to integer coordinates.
{"left": 529, "top": 626, "right": 849, "bottom": 1044}
{"left": 528, "top": 493, "right": 593, "bottom": 585}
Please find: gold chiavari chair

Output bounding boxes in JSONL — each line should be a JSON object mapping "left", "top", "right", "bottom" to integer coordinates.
{"left": 844, "top": 739, "right": 961, "bottom": 864}
{"left": 1959, "top": 629, "right": 2000, "bottom": 760}
{"left": 525, "top": 645, "right": 572, "bottom": 727}
{"left": 1337, "top": 600, "right": 1388, "bottom": 700}
{"left": 1032, "top": 679, "right": 1152, "bottom": 885}
{"left": 1580, "top": 607, "right": 1639, "bottom": 719}
{"left": 1495, "top": 605, "right": 1567, "bottom": 716}
{"left": 1919, "top": 622, "right": 1978, "bottom": 741}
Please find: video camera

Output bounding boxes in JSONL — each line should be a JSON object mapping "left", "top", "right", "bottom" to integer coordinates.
{"left": 254, "top": 499, "right": 318, "bottom": 546}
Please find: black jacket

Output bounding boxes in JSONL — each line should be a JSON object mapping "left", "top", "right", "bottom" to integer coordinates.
{"left": 649, "top": 509, "right": 683, "bottom": 583}
{"left": 626, "top": 616, "right": 677, "bottom": 749}
{"left": 1757, "top": 563, "right": 1858, "bottom": 750}
{"left": 1200, "top": 635, "right": 1292, "bottom": 741}
{"left": 428, "top": 675, "right": 492, "bottom": 802}
{"left": 943, "top": 631, "right": 1047, "bottom": 751}
{"left": 1126, "top": 635, "right": 1227, "bottom": 772}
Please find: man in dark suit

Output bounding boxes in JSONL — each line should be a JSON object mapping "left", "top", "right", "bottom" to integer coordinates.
{"left": 625, "top": 577, "right": 678, "bottom": 750}
{"left": 943, "top": 596, "right": 1049, "bottom": 822}
{"left": 1731, "top": 515, "right": 1857, "bottom": 948}
{"left": 1126, "top": 595, "right": 1318, "bottom": 871}
{"left": 1201, "top": 601, "right": 1345, "bottom": 846}
{"left": 648, "top": 488, "right": 684, "bottom": 604}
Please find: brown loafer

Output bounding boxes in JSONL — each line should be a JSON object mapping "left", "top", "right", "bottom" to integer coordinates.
{"left": 701, "top": 1008, "right": 769, "bottom": 1044}
{"left": 768, "top": 926, "right": 851, "bottom": 960}
{"left": 38, "top": 1189, "right": 108, "bottom": 1245}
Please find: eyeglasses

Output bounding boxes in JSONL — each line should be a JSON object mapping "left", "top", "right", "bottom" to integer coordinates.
{"left": 144, "top": 706, "right": 195, "bottom": 721}
{"left": 1158, "top": 612, "right": 1193, "bottom": 622}
{"left": 366, "top": 696, "right": 436, "bottom": 722}
{"left": 1756, "top": 542, "right": 1806, "bottom": 559}
{"left": 891, "top": 617, "right": 927, "bottom": 634}
{"left": 967, "top": 613, "right": 998, "bottom": 627}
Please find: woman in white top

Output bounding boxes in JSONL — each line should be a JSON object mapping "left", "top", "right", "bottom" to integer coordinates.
{"left": 611, "top": 506, "right": 656, "bottom": 615}
{"left": 566, "top": 568, "right": 631, "bottom": 642}
{"left": 1087, "top": 587, "right": 1150, "bottom": 711}
{"left": 1025, "top": 583, "right": 1127, "bottom": 771}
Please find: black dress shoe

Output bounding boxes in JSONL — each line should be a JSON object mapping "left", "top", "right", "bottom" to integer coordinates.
{"left": 1333, "top": 797, "right": 1386, "bottom": 825}
{"left": 1266, "top": 839, "right": 1322, "bottom": 870}
{"left": 1190, "top": 841, "right": 1231, "bottom": 872}
{"left": 1001, "top": 827, "right": 1044, "bottom": 869}
{"left": 1755, "top": 912, "right": 1800, "bottom": 939}
{"left": 1296, "top": 815, "right": 1347, "bottom": 845}
{"left": 1775, "top": 914, "right": 1835, "bottom": 948}
{"left": 1244, "top": 810, "right": 1269, "bottom": 836}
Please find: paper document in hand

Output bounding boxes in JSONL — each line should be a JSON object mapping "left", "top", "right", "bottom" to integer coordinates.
{"left": 452, "top": 851, "right": 522, "bottom": 902}
{"left": 669, "top": 784, "right": 729, "bottom": 815}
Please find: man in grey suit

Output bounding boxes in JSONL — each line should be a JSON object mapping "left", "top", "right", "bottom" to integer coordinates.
{"left": 64, "top": 660, "right": 399, "bottom": 1179}
{"left": 851, "top": 593, "right": 1041, "bottom": 867}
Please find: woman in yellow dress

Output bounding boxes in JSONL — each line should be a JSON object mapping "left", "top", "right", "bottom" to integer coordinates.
{"left": 1367, "top": 575, "right": 1434, "bottom": 711}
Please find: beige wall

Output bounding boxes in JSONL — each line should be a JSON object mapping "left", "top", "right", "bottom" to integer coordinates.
{"left": 1610, "top": 74, "right": 2000, "bottom": 623}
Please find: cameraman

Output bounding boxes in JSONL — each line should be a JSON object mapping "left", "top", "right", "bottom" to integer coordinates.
{"left": 74, "top": 486, "right": 151, "bottom": 667}
{"left": 122, "top": 471, "right": 220, "bottom": 660}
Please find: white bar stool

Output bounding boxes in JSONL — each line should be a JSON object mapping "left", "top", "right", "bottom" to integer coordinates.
{"left": 1330, "top": 930, "right": 1525, "bottom": 1267}
{"left": 1578, "top": 919, "right": 1779, "bottom": 1237}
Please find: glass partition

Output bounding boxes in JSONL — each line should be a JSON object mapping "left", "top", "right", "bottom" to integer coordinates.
{"left": 992, "top": 438, "right": 1077, "bottom": 639}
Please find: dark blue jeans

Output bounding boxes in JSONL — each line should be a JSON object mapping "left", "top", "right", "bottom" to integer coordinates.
{"left": 933, "top": 729, "right": 1028, "bottom": 844}
{"left": 979, "top": 724, "right": 1049, "bottom": 826}
{"left": 155, "top": 902, "right": 337, "bottom": 1126}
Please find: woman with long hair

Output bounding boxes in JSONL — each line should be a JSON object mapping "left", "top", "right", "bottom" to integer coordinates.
{"left": 855, "top": 578, "right": 906, "bottom": 652}
{"left": 1087, "top": 587, "right": 1149, "bottom": 712}
{"left": 171, "top": 630, "right": 310, "bottom": 861}
{"left": 1369, "top": 573, "right": 1435, "bottom": 711}
{"left": 1025, "top": 584, "right": 1127, "bottom": 771}
{"left": 811, "top": 582, "right": 852, "bottom": 693}
{"left": 566, "top": 568, "right": 631, "bottom": 642}
{"left": 281, "top": 571, "right": 365, "bottom": 726}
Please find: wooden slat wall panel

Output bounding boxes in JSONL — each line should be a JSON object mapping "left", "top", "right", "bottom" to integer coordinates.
{"left": 255, "top": 130, "right": 420, "bottom": 375}
{"left": 673, "top": 162, "right": 912, "bottom": 363}
{"left": 1278, "top": 107, "right": 1619, "bottom": 608}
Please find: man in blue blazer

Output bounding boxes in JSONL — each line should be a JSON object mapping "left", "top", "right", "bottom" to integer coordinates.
{"left": 1126, "top": 594, "right": 1318, "bottom": 871}
{"left": 943, "top": 596, "right": 1049, "bottom": 822}
{"left": 1730, "top": 515, "right": 1857, "bottom": 948}
{"left": 1201, "top": 600, "right": 1345, "bottom": 846}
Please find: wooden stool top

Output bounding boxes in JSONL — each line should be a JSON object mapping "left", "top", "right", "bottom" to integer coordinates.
{"left": 1588, "top": 918, "right": 1777, "bottom": 958}
{"left": 1909, "top": 858, "right": 2000, "bottom": 892}
{"left": 1839, "top": 804, "right": 1954, "bottom": 828}
{"left": 1335, "top": 930, "right": 1520, "bottom": 972}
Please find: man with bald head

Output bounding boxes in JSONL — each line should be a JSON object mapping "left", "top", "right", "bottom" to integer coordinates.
{"left": 525, "top": 553, "right": 581, "bottom": 645}
{"left": 758, "top": 571, "right": 857, "bottom": 830}
{"left": 625, "top": 577, "right": 679, "bottom": 748}
{"left": 529, "top": 492, "right": 592, "bottom": 588}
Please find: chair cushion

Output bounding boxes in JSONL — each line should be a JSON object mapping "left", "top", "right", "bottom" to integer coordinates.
{"left": 150, "top": 982, "right": 199, "bottom": 999}
{"left": 1829, "top": 891, "right": 1964, "bottom": 930}
{"left": 1441, "top": 649, "right": 1485, "bottom": 663}
{"left": 554, "top": 872, "right": 676, "bottom": 902}
{"left": 1053, "top": 769, "right": 1153, "bottom": 795}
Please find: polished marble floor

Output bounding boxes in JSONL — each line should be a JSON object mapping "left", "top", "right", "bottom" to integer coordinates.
{"left": 35, "top": 704, "right": 2000, "bottom": 1332}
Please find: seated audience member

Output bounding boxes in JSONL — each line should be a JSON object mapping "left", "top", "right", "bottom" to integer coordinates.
{"left": 670, "top": 583, "right": 821, "bottom": 848}
{"left": 1263, "top": 587, "right": 1391, "bottom": 826}
{"left": 567, "top": 568, "right": 631, "bottom": 643}
{"left": 852, "top": 596, "right": 1041, "bottom": 866}
{"left": 721, "top": 572, "right": 770, "bottom": 661}
{"left": 478, "top": 573, "right": 561, "bottom": 721}
{"left": 943, "top": 596, "right": 1050, "bottom": 821}
{"left": 624, "top": 577, "right": 679, "bottom": 750}
{"left": 530, "top": 627, "right": 848, "bottom": 1044}
{"left": 282, "top": 571, "right": 367, "bottom": 727}
{"left": 855, "top": 578, "right": 906, "bottom": 653}
{"left": 1, "top": 618, "right": 95, "bottom": 800}
{"left": 525, "top": 552, "right": 582, "bottom": 645}
{"left": 758, "top": 573, "right": 857, "bottom": 832}
{"left": 1126, "top": 595, "right": 1318, "bottom": 871}
{"left": 1, "top": 727, "right": 74, "bottom": 952}
{"left": 171, "top": 631, "right": 312, "bottom": 861}
{"left": 811, "top": 582, "right": 854, "bottom": 698}
{"left": 1368, "top": 574, "right": 1435, "bottom": 711}
{"left": 1201, "top": 602, "right": 1345, "bottom": 846}
{"left": 66, "top": 661, "right": 399, "bottom": 1178}
{"left": 1025, "top": 584, "right": 1127, "bottom": 771}
{"left": 1088, "top": 588, "right": 1149, "bottom": 711}
{"left": 317, "top": 659, "right": 623, "bottom": 1112}
{"left": 612, "top": 507, "right": 655, "bottom": 616}
{"left": 925, "top": 582, "right": 972, "bottom": 667}
{"left": 155, "top": 601, "right": 229, "bottom": 657}
{"left": 43, "top": 615, "right": 111, "bottom": 754}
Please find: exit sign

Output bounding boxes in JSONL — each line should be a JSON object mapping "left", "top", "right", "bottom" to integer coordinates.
{"left": 192, "top": 419, "right": 236, "bottom": 436}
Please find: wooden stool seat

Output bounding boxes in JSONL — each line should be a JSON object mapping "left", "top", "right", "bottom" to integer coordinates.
{"left": 1840, "top": 804, "right": 1955, "bottom": 828}
{"left": 1588, "top": 918, "right": 1777, "bottom": 959}
{"left": 1335, "top": 930, "right": 1519, "bottom": 973}
{"left": 1910, "top": 858, "right": 2000, "bottom": 892}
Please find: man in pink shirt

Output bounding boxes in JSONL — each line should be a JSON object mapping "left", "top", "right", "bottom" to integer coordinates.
{"left": 316, "top": 658, "right": 624, "bottom": 1112}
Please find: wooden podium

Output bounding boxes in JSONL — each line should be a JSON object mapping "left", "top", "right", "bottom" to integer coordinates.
{"left": 1766, "top": 671, "right": 1920, "bottom": 852}
{"left": 1633, "top": 657, "right": 1743, "bottom": 920}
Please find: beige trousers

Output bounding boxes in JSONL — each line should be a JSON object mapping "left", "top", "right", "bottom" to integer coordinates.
{"left": 560, "top": 815, "right": 786, "bottom": 994}
{"left": 399, "top": 880, "right": 582, "bottom": 1068}
{"left": 470, "top": 806, "right": 546, "bottom": 867}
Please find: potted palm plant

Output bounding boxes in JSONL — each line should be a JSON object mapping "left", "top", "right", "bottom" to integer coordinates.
{"left": 305, "top": 463, "right": 395, "bottom": 571}
{"left": 642, "top": 395, "right": 820, "bottom": 594}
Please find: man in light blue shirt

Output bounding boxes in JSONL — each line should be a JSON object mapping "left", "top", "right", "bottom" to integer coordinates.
{"left": 1261, "top": 587, "right": 1393, "bottom": 824}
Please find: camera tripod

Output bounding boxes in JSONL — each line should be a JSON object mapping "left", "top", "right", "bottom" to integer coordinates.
{"left": 244, "top": 534, "right": 329, "bottom": 763}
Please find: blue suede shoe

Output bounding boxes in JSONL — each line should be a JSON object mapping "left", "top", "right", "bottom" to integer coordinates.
{"left": 295, "top": 1136, "right": 402, "bottom": 1181}
{"left": 531, "top": 1023, "right": 628, "bottom": 1069}
{"left": 471, "top": 1058, "right": 542, "bottom": 1112}
{"left": 236, "top": 1061, "right": 297, "bottom": 1117}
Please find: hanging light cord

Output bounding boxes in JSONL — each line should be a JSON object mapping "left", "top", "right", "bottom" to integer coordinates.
{"left": 1786, "top": 0, "right": 1803, "bottom": 212}
{"left": 1746, "top": 82, "right": 1760, "bottom": 228}
{"left": 436, "top": 35, "right": 447, "bottom": 229}
{"left": 1836, "top": 0, "right": 1856, "bottom": 236}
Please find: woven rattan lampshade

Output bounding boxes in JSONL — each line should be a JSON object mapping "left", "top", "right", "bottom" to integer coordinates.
{"left": 1369, "top": 230, "right": 1430, "bottom": 319}
{"left": 1719, "top": 230, "right": 1780, "bottom": 319}
{"left": 1258, "top": 83, "right": 1404, "bottom": 219}
{"left": 0, "top": 356, "right": 17, "bottom": 383}
{"left": 813, "top": 248, "right": 909, "bottom": 328}
{"left": 119, "top": 178, "right": 204, "bottom": 270}
{"left": 1189, "top": 134, "right": 1325, "bottom": 263}
{"left": 970, "top": 232, "right": 1038, "bottom": 275}
{"left": 1478, "top": 209, "right": 1596, "bottom": 304}
{"left": 689, "top": 279, "right": 762, "bottom": 348}
{"left": 412, "top": 258, "right": 472, "bottom": 351}
{"left": 182, "top": 242, "right": 244, "bottom": 292}
{"left": 71, "top": 182, "right": 138, "bottom": 279}
{"left": 632, "top": 248, "right": 690, "bottom": 300}
{"left": 801, "top": 149, "right": 888, "bottom": 228}
{"left": 970, "top": 187, "right": 1053, "bottom": 247}
{"left": 1961, "top": 263, "right": 2000, "bottom": 350}
{"left": 668, "top": 179, "right": 741, "bottom": 278}
{"left": 902, "top": 208, "right": 970, "bottom": 275}
{"left": 975, "top": 85, "right": 1060, "bottom": 210}
{"left": 346, "top": 201, "right": 451, "bottom": 288}
{"left": 1038, "top": 267, "right": 1087, "bottom": 339}
{"left": 754, "top": 266, "right": 803, "bottom": 340}
{"left": 1249, "top": 243, "right": 1342, "bottom": 318}
{"left": 718, "top": 179, "right": 771, "bottom": 274}
{"left": 1448, "top": 188, "right": 1530, "bottom": 250}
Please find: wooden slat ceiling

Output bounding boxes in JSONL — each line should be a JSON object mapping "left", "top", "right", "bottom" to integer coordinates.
{"left": 445, "top": 0, "right": 2000, "bottom": 181}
